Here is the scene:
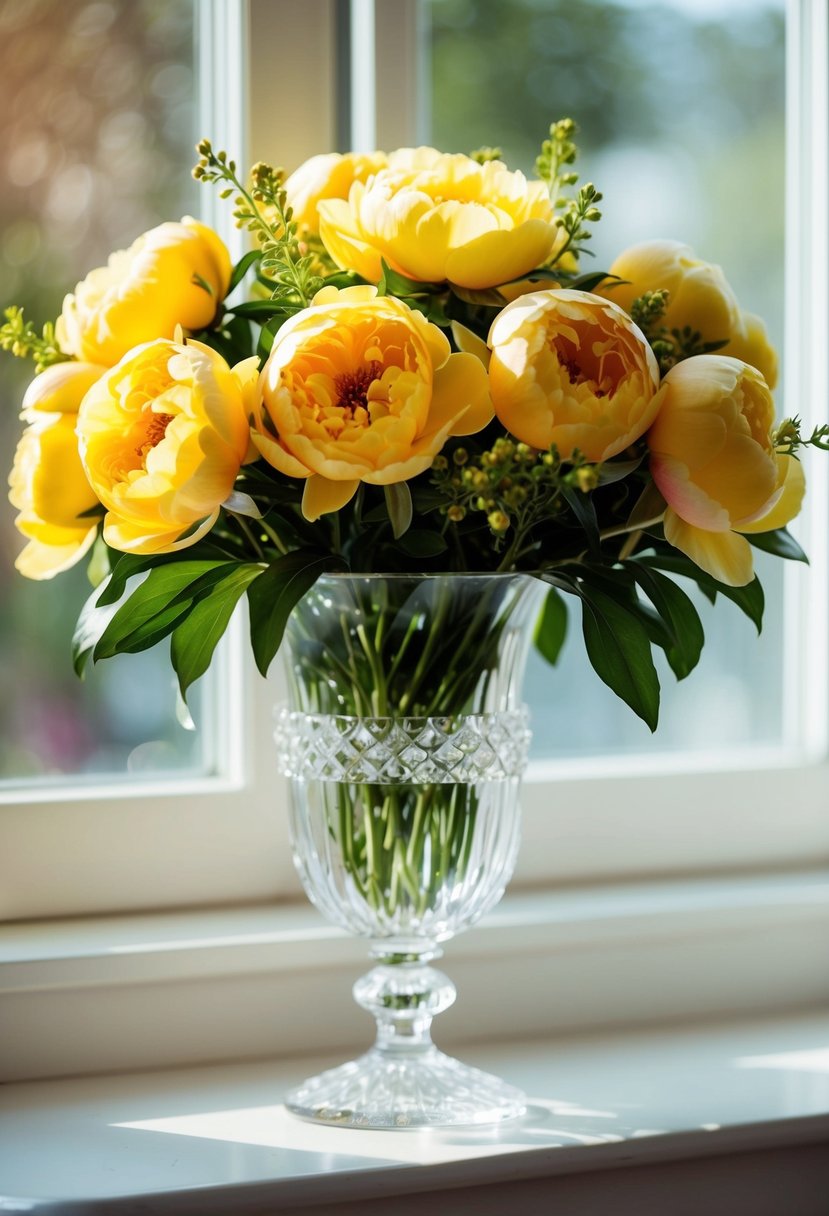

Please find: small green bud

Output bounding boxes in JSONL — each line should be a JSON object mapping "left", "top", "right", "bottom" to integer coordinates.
{"left": 574, "top": 466, "right": 599, "bottom": 492}
{"left": 505, "top": 486, "right": 528, "bottom": 507}
{"left": 447, "top": 505, "right": 466, "bottom": 522}
{"left": 452, "top": 447, "right": 469, "bottom": 466}
{"left": 431, "top": 454, "right": 448, "bottom": 471}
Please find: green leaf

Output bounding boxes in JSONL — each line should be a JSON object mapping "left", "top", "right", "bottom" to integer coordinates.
{"left": 500, "top": 268, "right": 561, "bottom": 286}
{"left": 105, "top": 599, "right": 194, "bottom": 657}
{"left": 641, "top": 553, "right": 765, "bottom": 633}
{"left": 222, "top": 313, "right": 253, "bottom": 360}
{"left": 97, "top": 554, "right": 157, "bottom": 606}
{"left": 397, "top": 529, "right": 449, "bottom": 558}
{"left": 227, "top": 249, "right": 263, "bottom": 295}
{"left": 534, "top": 586, "right": 568, "bottom": 666}
{"left": 93, "top": 561, "right": 229, "bottom": 660}
{"left": 171, "top": 565, "right": 262, "bottom": 698}
{"left": 192, "top": 272, "right": 215, "bottom": 297}
{"left": 596, "top": 455, "right": 644, "bottom": 485}
{"left": 625, "top": 479, "right": 667, "bottom": 528}
{"left": 406, "top": 295, "right": 450, "bottom": 326}
{"left": 384, "top": 482, "right": 413, "bottom": 539}
{"left": 227, "top": 299, "right": 285, "bottom": 318}
{"left": 378, "top": 259, "right": 443, "bottom": 298}
{"left": 98, "top": 550, "right": 235, "bottom": 607}
{"left": 72, "top": 579, "right": 121, "bottom": 677}
{"left": 628, "top": 562, "right": 704, "bottom": 680}
{"left": 86, "top": 533, "right": 110, "bottom": 588}
{"left": 247, "top": 551, "right": 346, "bottom": 678}
{"left": 561, "top": 483, "right": 600, "bottom": 557}
{"left": 746, "top": 527, "right": 809, "bottom": 564}
{"left": 570, "top": 270, "right": 619, "bottom": 293}
{"left": 257, "top": 315, "right": 283, "bottom": 360}
{"left": 577, "top": 583, "right": 661, "bottom": 731}
{"left": 321, "top": 270, "right": 365, "bottom": 290}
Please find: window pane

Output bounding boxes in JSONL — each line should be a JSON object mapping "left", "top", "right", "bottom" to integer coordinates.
{"left": 425, "top": 0, "right": 788, "bottom": 759}
{"left": 0, "top": 0, "right": 204, "bottom": 781}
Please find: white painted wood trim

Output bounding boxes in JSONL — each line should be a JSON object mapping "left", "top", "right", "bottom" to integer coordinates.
{"left": 2, "top": 870, "right": 828, "bottom": 1081}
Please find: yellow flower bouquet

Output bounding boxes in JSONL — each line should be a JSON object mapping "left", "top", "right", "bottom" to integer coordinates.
{"left": 3, "top": 118, "right": 827, "bottom": 1129}
{"left": 3, "top": 120, "right": 820, "bottom": 728}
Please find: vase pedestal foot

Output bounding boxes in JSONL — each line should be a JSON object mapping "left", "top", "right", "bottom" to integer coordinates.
{"left": 284, "top": 1044, "right": 527, "bottom": 1129}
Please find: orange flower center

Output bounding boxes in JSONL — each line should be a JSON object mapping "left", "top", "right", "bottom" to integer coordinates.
{"left": 140, "top": 411, "right": 174, "bottom": 454}
{"left": 335, "top": 361, "right": 380, "bottom": 420}
{"left": 551, "top": 330, "right": 626, "bottom": 400}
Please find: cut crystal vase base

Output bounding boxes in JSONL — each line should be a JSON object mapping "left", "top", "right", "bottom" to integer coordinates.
{"left": 285, "top": 1045, "right": 527, "bottom": 1130}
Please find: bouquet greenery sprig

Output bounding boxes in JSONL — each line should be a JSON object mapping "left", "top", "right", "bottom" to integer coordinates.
{"left": 4, "top": 120, "right": 824, "bottom": 729}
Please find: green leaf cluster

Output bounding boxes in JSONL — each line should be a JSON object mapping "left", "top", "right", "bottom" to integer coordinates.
{"left": 73, "top": 549, "right": 346, "bottom": 703}
{"left": 0, "top": 307, "right": 69, "bottom": 373}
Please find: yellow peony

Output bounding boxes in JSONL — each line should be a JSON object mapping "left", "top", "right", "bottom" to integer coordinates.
{"left": 285, "top": 151, "right": 387, "bottom": 237}
{"left": 253, "top": 284, "right": 493, "bottom": 520}
{"left": 648, "top": 354, "right": 805, "bottom": 587}
{"left": 57, "top": 218, "right": 232, "bottom": 367}
{"left": 9, "top": 362, "right": 106, "bottom": 579}
{"left": 77, "top": 338, "right": 256, "bottom": 554}
{"left": 602, "top": 239, "right": 778, "bottom": 388}
{"left": 317, "top": 147, "right": 557, "bottom": 290}
{"left": 488, "top": 288, "right": 665, "bottom": 461}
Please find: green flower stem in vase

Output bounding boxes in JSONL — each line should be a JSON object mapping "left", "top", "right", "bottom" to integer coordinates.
{"left": 274, "top": 573, "right": 542, "bottom": 1128}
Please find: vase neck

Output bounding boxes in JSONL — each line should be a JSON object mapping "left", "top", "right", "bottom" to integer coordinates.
{"left": 353, "top": 957, "right": 456, "bottom": 1056}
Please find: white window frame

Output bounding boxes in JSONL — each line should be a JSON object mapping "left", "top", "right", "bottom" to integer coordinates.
{"left": 0, "top": 0, "right": 828, "bottom": 1081}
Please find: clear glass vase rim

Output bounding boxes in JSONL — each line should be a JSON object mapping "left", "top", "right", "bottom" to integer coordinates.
{"left": 275, "top": 705, "right": 531, "bottom": 725}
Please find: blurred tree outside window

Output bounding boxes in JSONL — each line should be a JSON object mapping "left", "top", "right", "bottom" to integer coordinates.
{"left": 0, "top": 0, "right": 203, "bottom": 781}
{"left": 427, "top": 0, "right": 788, "bottom": 760}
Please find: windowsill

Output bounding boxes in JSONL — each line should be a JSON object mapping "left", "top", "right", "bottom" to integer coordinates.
{"left": 1, "top": 1011, "right": 828, "bottom": 1214}
{"left": 2, "top": 870, "right": 829, "bottom": 1082}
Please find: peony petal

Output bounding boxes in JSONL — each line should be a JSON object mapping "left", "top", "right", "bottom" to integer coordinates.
{"left": 14, "top": 527, "right": 97, "bottom": 580}
{"left": 103, "top": 508, "right": 218, "bottom": 554}
{"left": 250, "top": 429, "right": 312, "bottom": 479}
{"left": 361, "top": 454, "right": 436, "bottom": 485}
{"left": 427, "top": 352, "right": 493, "bottom": 438}
{"left": 738, "top": 453, "right": 806, "bottom": 533}
{"left": 664, "top": 509, "right": 755, "bottom": 587}
{"left": 21, "top": 362, "right": 108, "bottom": 415}
{"left": 301, "top": 475, "right": 360, "bottom": 521}
{"left": 445, "top": 222, "right": 556, "bottom": 290}
{"left": 318, "top": 198, "right": 385, "bottom": 281}
{"left": 450, "top": 321, "right": 491, "bottom": 369}
{"left": 723, "top": 311, "right": 778, "bottom": 390}
{"left": 649, "top": 453, "right": 731, "bottom": 531}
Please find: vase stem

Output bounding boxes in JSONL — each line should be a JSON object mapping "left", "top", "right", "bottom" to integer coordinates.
{"left": 354, "top": 947, "right": 456, "bottom": 1057}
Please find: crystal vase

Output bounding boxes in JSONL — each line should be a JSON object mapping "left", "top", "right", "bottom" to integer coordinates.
{"left": 273, "top": 573, "right": 542, "bottom": 1129}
